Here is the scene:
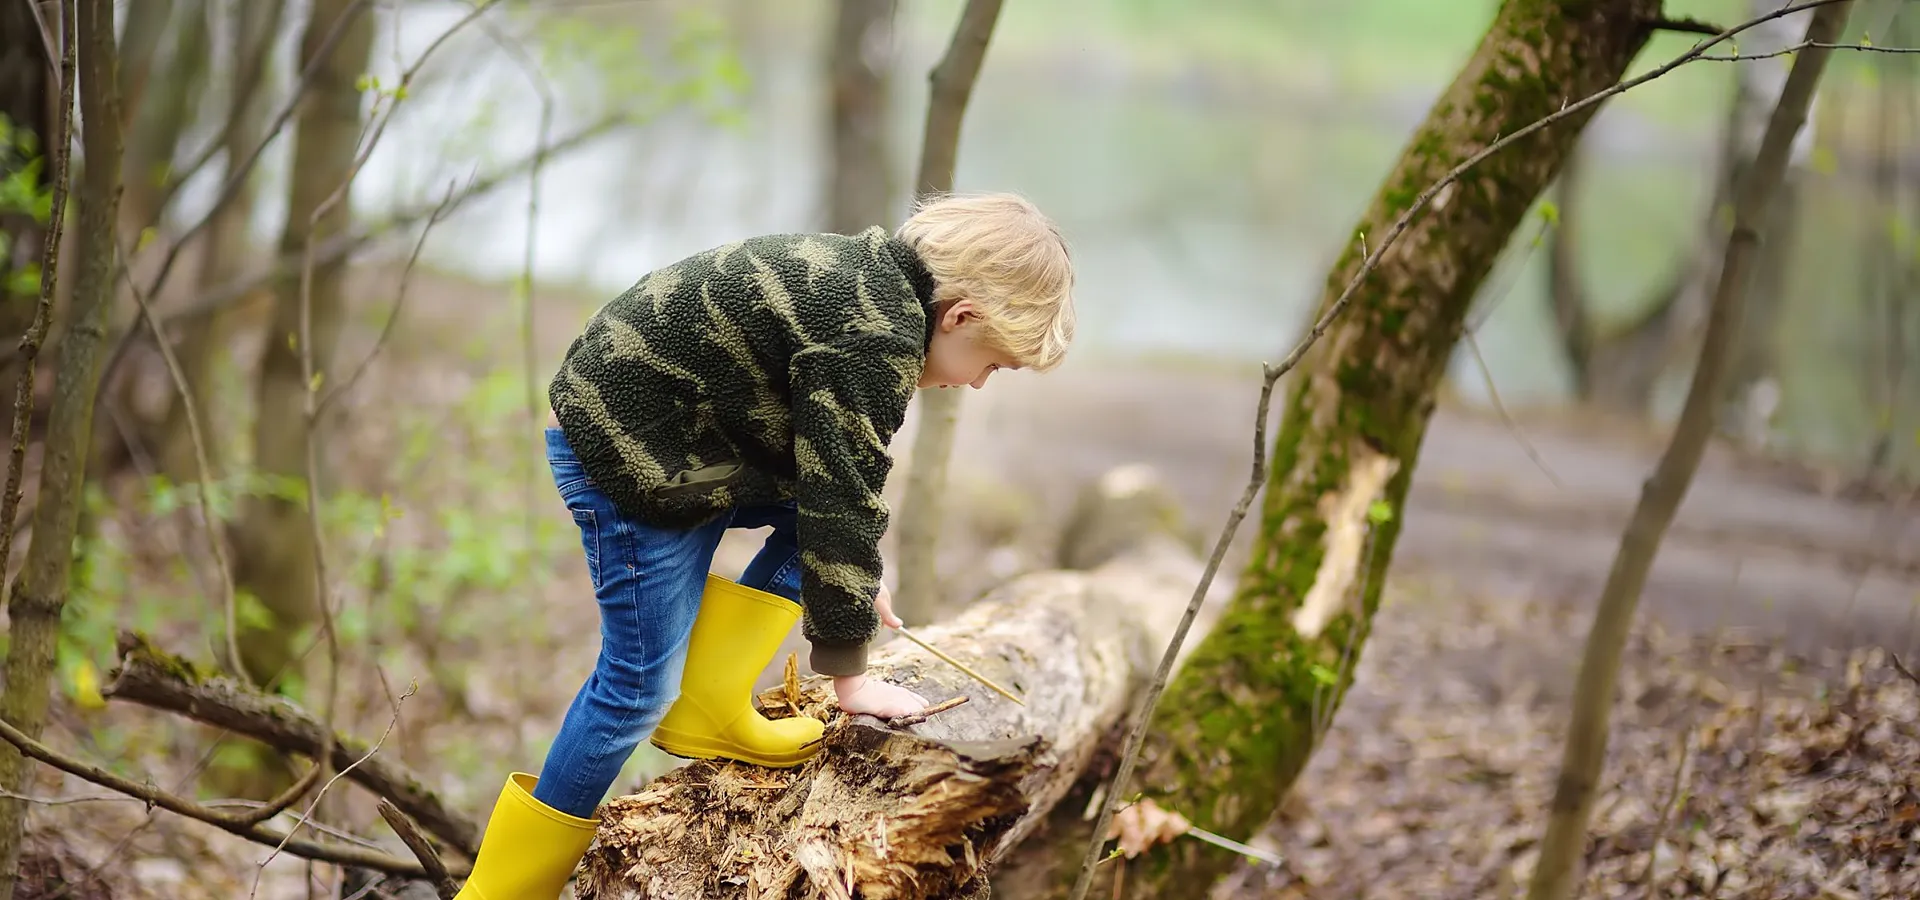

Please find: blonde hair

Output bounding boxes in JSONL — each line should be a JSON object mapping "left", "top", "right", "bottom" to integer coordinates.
{"left": 894, "top": 191, "right": 1075, "bottom": 372}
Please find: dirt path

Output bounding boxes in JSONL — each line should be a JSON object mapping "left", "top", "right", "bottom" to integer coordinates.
{"left": 931, "top": 362, "right": 1920, "bottom": 658}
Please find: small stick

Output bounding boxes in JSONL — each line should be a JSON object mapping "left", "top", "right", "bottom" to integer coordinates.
{"left": 892, "top": 626, "right": 1025, "bottom": 706}
{"left": 889, "top": 695, "right": 970, "bottom": 729}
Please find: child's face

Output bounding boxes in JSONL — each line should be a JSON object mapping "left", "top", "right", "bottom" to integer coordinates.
{"left": 920, "top": 298, "right": 1020, "bottom": 390}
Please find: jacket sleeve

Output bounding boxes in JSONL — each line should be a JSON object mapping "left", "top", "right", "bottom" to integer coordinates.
{"left": 786, "top": 332, "right": 921, "bottom": 676}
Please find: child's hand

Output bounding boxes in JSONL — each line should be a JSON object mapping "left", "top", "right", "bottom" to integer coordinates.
{"left": 834, "top": 674, "right": 928, "bottom": 718}
{"left": 874, "top": 582, "right": 904, "bottom": 629}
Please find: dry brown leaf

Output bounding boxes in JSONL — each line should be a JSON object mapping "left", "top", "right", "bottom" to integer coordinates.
{"left": 1107, "top": 797, "right": 1191, "bottom": 858}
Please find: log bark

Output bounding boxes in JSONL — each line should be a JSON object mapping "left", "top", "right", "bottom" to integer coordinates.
{"left": 575, "top": 466, "right": 1221, "bottom": 900}
{"left": 97, "top": 631, "right": 481, "bottom": 858}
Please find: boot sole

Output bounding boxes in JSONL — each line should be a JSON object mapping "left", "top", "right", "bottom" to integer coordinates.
{"left": 649, "top": 731, "right": 820, "bottom": 768}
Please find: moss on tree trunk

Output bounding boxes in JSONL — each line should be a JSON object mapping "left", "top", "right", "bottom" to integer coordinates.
{"left": 998, "top": 2, "right": 1660, "bottom": 897}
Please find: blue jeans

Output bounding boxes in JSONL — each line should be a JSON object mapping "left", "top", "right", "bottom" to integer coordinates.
{"left": 533, "top": 427, "right": 804, "bottom": 818}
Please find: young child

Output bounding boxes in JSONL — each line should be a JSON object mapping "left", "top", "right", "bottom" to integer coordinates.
{"left": 453, "top": 191, "right": 1075, "bottom": 899}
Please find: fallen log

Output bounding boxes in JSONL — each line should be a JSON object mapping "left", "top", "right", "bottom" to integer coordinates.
{"left": 99, "top": 631, "right": 481, "bottom": 858}
{"left": 576, "top": 465, "right": 1227, "bottom": 900}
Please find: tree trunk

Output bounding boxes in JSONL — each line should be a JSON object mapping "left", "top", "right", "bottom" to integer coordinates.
{"left": 891, "top": 0, "right": 1001, "bottom": 622}
{"left": 0, "top": 0, "right": 59, "bottom": 424}
{"left": 119, "top": 0, "right": 208, "bottom": 237}
{"left": 1553, "top": 0, "right": 1817, "bottom": 418}
{"left": 1001, "top": 2, "right": 1659, "bottom": 897}
{"left": 1526, "top": 6, "right": 1849, "bottom": 899}
{"left": 218, "top": 0, "right": 371, "bottom": 796}
{"left": 0, "top": 1, "right": 119, "bottom": 895}
{"left": 575, "top": 467, "right": 1223, "bottom": 900}
{"left": 158, "top": 0, "right": 286, "bottom": 482}
{"left": 824, "top": 0, "right": 897, "bottom": 234}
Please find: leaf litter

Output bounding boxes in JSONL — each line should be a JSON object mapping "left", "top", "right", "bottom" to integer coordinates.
{"left": 1219, "top": 578, "right": 1919, "bottom": 900}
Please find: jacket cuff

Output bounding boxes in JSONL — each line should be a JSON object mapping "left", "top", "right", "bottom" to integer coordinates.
{"left": 808, "top": 640, "right": 869, "bottom": 677}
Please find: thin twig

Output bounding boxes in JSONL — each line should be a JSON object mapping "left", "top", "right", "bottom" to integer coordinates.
{"left": 887, "top": 694, "right": 969, "bottom": 728}
{"left": 1464, "top": 331, "right": 1566, "bottom": 490}
{"left": 0, "top": 0, "right": 75, "bottom": 590}
{"left": 1067, "top": 4, "right": 1861, "bottom": 898}
{"left": 23, "top": 0, "right": 60, "bottom": 84}
{"left": 316, "top": 180, "right": 463, "bottom": 416}
{"left": 1891, "top": 653, "right": 1919, "bottom": 688}
{"left": 891, "top": 626, "right": 1024, "bottom": 705}
{"left": 253, "top": 682, "right": 419, "bottom": 896}
{"left": 1701, "top": 40, "right": 1920, "bottom": 60}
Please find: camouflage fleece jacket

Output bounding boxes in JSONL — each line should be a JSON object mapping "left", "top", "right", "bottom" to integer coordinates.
{"left": 548, "top": 226, "right": 934, "bottom": 677}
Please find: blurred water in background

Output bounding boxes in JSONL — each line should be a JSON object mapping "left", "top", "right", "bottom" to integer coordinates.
{"left": 170, "top": 0, "right": 1914, "bottom": 473}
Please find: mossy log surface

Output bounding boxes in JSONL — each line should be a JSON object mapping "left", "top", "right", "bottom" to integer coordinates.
{"left": 99, "top": 632, "right": 481, "bottom": 858}
{"left": 576, "top": 468, "right": 1223, "bottom": 900}
{"left": 997, "top": 1, "right": 1662, "bottom": 897}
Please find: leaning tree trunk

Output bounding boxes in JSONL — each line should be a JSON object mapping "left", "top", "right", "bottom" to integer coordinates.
{"left": 217, "top": 0, "right": 371, "bottom": 797}
{"left": 891, "top": 0, "right": 1001, "bottom": 623}
{"left": 575, "top": 467, "right": 1224, "bottom": 900}
{"left": 0, "top": 1, "right": 118, "bottom": 895}
{"left": 998, "top": 2, "right": 1658, "bottom": 897}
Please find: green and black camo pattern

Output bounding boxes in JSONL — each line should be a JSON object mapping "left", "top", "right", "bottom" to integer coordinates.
{"left": 549, "top": 226, "right": 935, "bottom": 676}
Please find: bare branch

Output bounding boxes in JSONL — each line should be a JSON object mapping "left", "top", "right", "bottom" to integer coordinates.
{"left": 0, "top": 715, "right": 440, "bottom": 877}
{"left": 101, "top": 632, "right": 481, "bottom": 856}
{"left": 1701, "top": 40, "right": 1920, "bottom": 60}
{"left": 1070, "top": 3, "right": 1863, "bottom": 897}
{"left": 378, "top": 801, "right": 455, "bottom": 900}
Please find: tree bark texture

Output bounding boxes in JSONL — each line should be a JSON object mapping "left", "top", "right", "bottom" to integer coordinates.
{"left": 0, "top": 1, "right": 119, "bottom": 894}
{"left": 575, "top": 467, "right": 1223, "bottom": 900}
{"left": 825, "top": 0, "right": 897, "bottom": 234}
{"left": 1003, "top": 2, "right": 1660, "bottom": 897}
{"left": 892, "top": 0, "right": 1002, "bottom": 623}
{"left": 159, "top": 0, "right": 287, "bottom": 481}
{"left": 1525, "top": 6, "right": 1850, "bottom": 899}
{"left": 228, "top": 0, "right": 371, "bottom": 688}
{"left": 1550, "top": 0, "right": 1816, "bottom": 418}
{"left": 99, "top": 631, "right": 481, "bottom": 858}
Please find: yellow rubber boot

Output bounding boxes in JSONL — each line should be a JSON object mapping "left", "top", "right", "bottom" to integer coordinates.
{"left": 452, "top": 773, "right": 598, "bottom": 900}
{"left": 648, "top": 575, "right": 826, "bottom": 767}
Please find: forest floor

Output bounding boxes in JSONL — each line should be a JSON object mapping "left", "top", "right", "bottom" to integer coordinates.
{"left": 12, "top": 262, "right": 1918, "bottom": 899}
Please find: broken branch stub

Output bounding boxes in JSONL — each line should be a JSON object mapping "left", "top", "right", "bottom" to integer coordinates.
{"left": 575, "top": 466, "right": 1222, "bottom": 900}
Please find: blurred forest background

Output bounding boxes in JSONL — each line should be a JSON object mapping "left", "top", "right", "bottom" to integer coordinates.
{"left": 0, "top": 0, "right": 1916, "bottom": 898}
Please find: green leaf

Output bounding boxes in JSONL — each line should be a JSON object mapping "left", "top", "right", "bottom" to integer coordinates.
{"left": 1309, "top": 663, "right": 1339, "bottom": 686}
{"left": 1366, "top": 499, "right": 1394, "bottom": 524}
{"left": 1537, "top": 199, "right": 1559, "bottom": 227}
